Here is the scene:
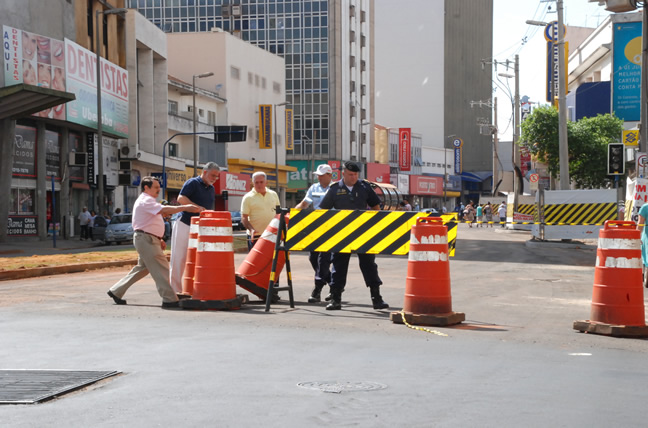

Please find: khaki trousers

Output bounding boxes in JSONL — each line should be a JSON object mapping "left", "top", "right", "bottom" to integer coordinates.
{"left": 109, "top": 231, "right": 178, "bottom": 303}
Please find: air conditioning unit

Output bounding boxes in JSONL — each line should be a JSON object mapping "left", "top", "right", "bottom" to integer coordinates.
{"left": 118, "top": 172, "right": 132, "bottom": 187}
{"left": 232, "top": 5, "right": 242, "bottom": 16}
{"left": 119, "top": 160, "right": 132, "bottom": 171}
{"left": 119, "top": 139, "right": 137, "bottom": 159}
{"left": 69, "top": 152, "right": 88, "bottom": 166}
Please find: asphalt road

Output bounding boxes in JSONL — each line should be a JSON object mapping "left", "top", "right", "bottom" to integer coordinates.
{"left": 1, "top": 225, "right": 647, "bottom": 427}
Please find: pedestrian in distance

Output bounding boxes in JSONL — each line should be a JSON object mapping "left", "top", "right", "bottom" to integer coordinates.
{"left": 169, "top": 162, "right": 220, "bottom": 294}
{"left": 476, "top": 203, "right": 483, "bottom": 227}
{"left": 107, "top": 176, "right": 203, "bottom": 309}
{"left": 638, "top": 204, "right": 648, "bottom": 288}
{"left": 78, "top": 206, "right": 91, "bottom": 240}
{"left": 463, "top": 201, "right": 476, "bottom": 228}
{"left": 241, "top": 171, "right": 281, "bottom": 251}
{"left": 89, "top": 210, "right": 97, "bottom": 240}
{"left": 318, "top": 160, "right": 389, "bottom": 311}
{"left": 484, "top": 202, "right": 493, "bottom": 228}
{"left": 295, "top": 164, "right": 334, "bottom": 303}
{"left": 498, "top": 201, "right": 507, "bottom": 228}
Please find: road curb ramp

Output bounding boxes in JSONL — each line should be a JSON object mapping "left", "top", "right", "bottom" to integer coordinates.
{"left": 390, "top": 217, "right": 465, "bottom": 327}
{"left": 573, "top": 220, "right": 648, "bottom": 338}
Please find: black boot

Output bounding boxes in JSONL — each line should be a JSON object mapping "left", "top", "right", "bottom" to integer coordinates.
{"left": 308, "top": 281, "right": 325, "bottom": 303}
{"left": 325, "top": 287, "right": 344, "bottom": 301}
{"left": 326, "top": 291, "right": 342, "bottom": 310}
{"left": 370, "top": 286, "right": 389, "bottom": 310}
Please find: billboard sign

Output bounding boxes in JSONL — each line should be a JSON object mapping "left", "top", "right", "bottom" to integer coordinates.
{"left": 285, "top": 108, "right": 293, "bottom": 151}
{"left": 398, "top": 128, "right": 411, "bottom": 172}
{"left": 612, "top": 21, "right": 642, "bottom": 121}
{"left": 259, "top": 104, "right": 272, "bottom": 149}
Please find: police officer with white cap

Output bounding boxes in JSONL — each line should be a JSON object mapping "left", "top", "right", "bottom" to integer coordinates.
{"left": 295, "top": 163, "right": 334, "bottom": 303}
{"left": 318, "top": 161, "right": 389, "bottom": 311}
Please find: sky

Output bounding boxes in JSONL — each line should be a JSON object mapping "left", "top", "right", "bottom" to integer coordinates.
{"left": 493, "top": 0, "right": 613, "bottom": 141}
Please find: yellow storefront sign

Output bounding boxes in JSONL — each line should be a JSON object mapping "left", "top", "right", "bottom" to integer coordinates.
{"left": 623, "top": 129, "right": 639, "bottom": 147}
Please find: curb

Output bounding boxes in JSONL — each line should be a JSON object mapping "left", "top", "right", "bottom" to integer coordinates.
{"left": 0, "top": 259, "right": 140, "bottom": 282}
{"left": 524, "top": 239, "right": 597, "bottom": 251}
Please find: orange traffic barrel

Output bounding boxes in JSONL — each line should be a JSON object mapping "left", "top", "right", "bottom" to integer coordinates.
{"left": 181, "top": 216, "right": 201, "bottom": 296}
{"left": 235, "top": 215, "right": 287, "bottom": 300}
{"left": 574, "top": 221, "right": 648, "bottom": 337}
{"left": 390, "top": 217, "right": 465, "bottom": 326}
{"left": 191, "top": 211, "right": 237, "bottom": 302}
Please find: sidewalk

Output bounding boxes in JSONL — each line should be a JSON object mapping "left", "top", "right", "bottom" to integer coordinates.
{"left": 0, "top": 236, "right": 114, "bottom": 258}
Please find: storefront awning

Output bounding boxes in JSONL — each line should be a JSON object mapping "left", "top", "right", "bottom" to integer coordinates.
{"left": 460, "top": 171, "right": 493, "bottom": 183}
{"left": 0, "top": 83, "right": 75, "bottom": 120}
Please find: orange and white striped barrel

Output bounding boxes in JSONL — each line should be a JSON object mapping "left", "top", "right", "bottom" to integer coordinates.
{"left": 235, "top": 215, "right": 287, "bottom": 299}
{"left": 192, "top": 211, "right": 236, "bottom": 301}
{"left": 591, "top": 220, "right": 646, "bottom": 326}
{"left": 181, "top": 216, "right": 201, "bottom": 296}
{"left": 403, "top": 217, "right": 452, "bottom": 314}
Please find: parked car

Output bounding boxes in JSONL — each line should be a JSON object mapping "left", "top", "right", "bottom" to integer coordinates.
{"left": 91, "top": 215, "right": 109, "bottom": 241}
{"left": 421, "top": 208, "right": 441, "bottom": 216}
{"left": 104, "top": 214, "right": 134, "bottom": 244}
{"left": 230, "top": 211, "right": 243, "bottom": 230}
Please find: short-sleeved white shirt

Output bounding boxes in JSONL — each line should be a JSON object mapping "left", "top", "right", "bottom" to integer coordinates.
{"left": 303, "top": 182, "right": 330, "bottom": 209}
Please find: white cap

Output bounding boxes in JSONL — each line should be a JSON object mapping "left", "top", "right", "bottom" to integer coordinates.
{"left": 314, "top": 164, "right": 333, "bottom": 175}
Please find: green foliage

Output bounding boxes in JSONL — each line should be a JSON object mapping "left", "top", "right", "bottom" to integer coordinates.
{"left": 520, "top": 106, "right": 623, "bottom": 188}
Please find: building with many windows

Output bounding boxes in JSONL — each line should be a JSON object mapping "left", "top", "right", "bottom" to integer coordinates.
{"left": 128, "top": 0, "right": 374, "bottom": 202}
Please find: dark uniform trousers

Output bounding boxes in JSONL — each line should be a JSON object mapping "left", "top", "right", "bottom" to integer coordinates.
{"left": 330, "top": 252, "right": 382, "bottom": 294}
{"left": 309, "top": 251, "right": 331, "bottom": 286}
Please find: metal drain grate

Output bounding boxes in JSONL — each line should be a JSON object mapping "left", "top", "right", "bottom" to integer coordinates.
{"left": 297, "top": 381, "right": 387, "bottom": 394}
{"left": 0, "top": 370, "right": 121, "bottom": 404}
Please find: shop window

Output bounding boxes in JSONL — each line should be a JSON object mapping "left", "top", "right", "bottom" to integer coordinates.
{"left": 10, "top": 188, "right": 35, "bottom": 215}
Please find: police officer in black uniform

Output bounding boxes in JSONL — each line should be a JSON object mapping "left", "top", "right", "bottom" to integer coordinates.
{"left": 319, "top": 161, "right": 389, "bottom": 311}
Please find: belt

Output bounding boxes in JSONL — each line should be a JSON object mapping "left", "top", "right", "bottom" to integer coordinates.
{"left": 135, "top": 229, "right": 163, "bottom": 240}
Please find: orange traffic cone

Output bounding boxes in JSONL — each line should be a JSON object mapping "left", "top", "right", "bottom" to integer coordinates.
{"left": 235, "top": 215, "right": 287, "bottom": 301}
{"left": 390, "top": 217, "right": 465, "bottom": 326}
{"left": 574, "top": 220, "right": 648, "bottom": 337}
{"left": 180, "top": 211, "right": 245, "bottom": 310}
{"left": 180, "top": 216, "right": 200, "bottom": 297}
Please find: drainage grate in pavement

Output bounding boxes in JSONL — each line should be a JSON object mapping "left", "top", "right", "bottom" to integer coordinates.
{"left": 0, "top": 370, "right": 121, "bottom": 404}
{"left": 297, "top": 381, "right": 387, "bottom": 394}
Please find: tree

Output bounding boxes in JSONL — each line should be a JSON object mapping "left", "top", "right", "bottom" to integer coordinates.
{"left": 520, "top": 106, "right": 623, "bottom": 188}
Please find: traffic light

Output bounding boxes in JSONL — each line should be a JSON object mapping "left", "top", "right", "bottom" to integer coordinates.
{"left": 607, "top": 143, "right": 625, "bottom": 175}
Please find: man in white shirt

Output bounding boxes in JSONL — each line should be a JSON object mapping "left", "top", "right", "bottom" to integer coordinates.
{"left": 107, "top": 176, "right": 202, "bottom": 309}
{"left": 78, "top": 207, "right": 91, "bottom": 240}
{"left": 295, "top": 164, "right": 333, "bottom": 302}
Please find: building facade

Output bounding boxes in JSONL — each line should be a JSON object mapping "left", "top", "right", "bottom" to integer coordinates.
{"left": 128, "top": 0, "right": 374, "bottom": 184}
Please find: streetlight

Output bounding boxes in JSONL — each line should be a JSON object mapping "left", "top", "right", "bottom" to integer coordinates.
{"left": 273, "top": 101, "right": 289, "bottom": 194}
{"left": 527, "top": 1, "right": 569, "bottom": 190}
{"left": 445, "top": 134, "right": 456, "bottom": 206}
{"left": 497, "top": 56, "right": 520, "bottom": 211}
{"left": 192, "top": 72, "right": 214, "bottom": 177}
{"left": 95, "top": 7, "right": 127, "bottom": 214}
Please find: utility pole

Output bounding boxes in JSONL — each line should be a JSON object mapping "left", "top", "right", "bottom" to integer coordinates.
{"left": 642, "top": 6, "right": 648, "bottom": 152}
{"left": 513, "top": 54, "right": 520, "bottom": 211}
{"left": 493, "top": 97, "right": 499, "bottom": 196}
{"left": 557, "top": 0, "right": 570, "bottom": 190}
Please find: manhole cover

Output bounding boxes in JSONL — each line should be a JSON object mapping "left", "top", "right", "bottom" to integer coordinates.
{"left": 0, "top": 370, "right": 121, "bottom": 404}
{"left": 297, "top": 381, "right": 387, "bottom": 394}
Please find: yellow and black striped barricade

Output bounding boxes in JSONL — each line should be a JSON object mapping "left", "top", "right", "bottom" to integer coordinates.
{"left": 286, "top": 209, "right": 458, "bottom": 257}
{"left": 538, "top": 202, "right": 617, "bottom": 240}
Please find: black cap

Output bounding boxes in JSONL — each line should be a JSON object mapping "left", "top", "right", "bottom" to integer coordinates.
{"left": 344, "top": 161, "right": 361, "bottom": 172}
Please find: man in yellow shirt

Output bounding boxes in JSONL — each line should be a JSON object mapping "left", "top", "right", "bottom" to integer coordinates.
{"left": 241, "top": 171, "right": 280, "bottom": 250}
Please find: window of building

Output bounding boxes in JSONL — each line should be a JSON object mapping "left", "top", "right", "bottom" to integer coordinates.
{"left": 231, "top": 66, "right": 240, "bottom": 79}
{"left": 248, "top": 72, "right": 253, "bottom": 84}
{"left": 273, "top": 81, "right": 281, "bottom": 93}
{"left": 198, "top": 108, "right": 204, "bottom": 117}
{"left": 168, "top": 143, "right": 178, "bottom": 157}
{"left": 262, "top": 77, "right": 266, "bottom": 89}
{"left": 255, "top": 74, "right": 260, "bottom": 86}
{"left": 168, "top": 100, "right": 178, "bottom": 115}
{"left": 208, "top": 110, "right": 216, "bottom": 125}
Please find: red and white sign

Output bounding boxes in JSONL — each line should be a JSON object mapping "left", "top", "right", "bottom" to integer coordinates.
{"left": 409, "top": 175, "right": 442, "bottom": 196}
{"left": 328, "top": 160, "right": 340, "bottom": 170}
{"left": 216, "top": 171, "right": 251, "bottom": 196}
{"left": 366, "top": 163, "right": 390, "bottom": 183}
{"left": 398, "top": 128, "right": 411, "bottom": 172}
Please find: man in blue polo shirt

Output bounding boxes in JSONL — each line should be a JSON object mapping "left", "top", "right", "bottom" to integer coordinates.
{"left": 295, "top": 164, "right": 334, "bottom": 303}
{"left": 318, "top": 161, "right": 389, "bottom": 311}
{"left": 169, "top": 162, "right": 220, "bottom": 293}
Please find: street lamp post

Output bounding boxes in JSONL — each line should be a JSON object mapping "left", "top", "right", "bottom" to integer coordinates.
{"left": 498, "top": 56, "right": 520, "bottom": 210}
{"left": 273, "top": 101, "right": 289, "bottom": 194}
{"left": 95, "top": 7, "right": 127, "bottom": 214}
{"left": 192, "top": 72, "right": 214, "bottom": 177}
{"left": 445, "top": 135, "right": 456, "bottom": 206}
